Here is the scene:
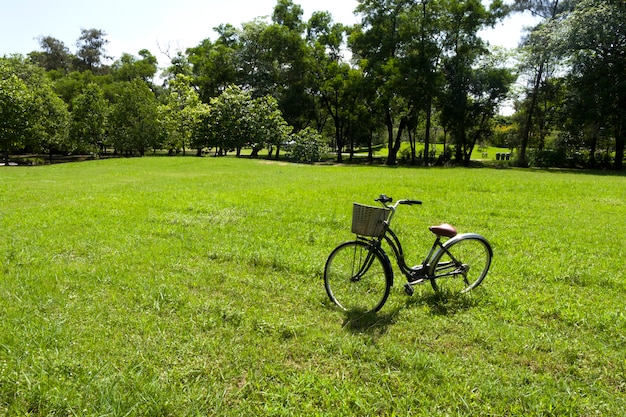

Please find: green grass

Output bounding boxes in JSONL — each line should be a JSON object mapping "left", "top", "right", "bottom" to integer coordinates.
{"left": 1, "top": 157, "right": 625, "bottom": 416}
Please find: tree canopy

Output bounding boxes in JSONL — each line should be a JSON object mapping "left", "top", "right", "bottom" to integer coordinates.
{"left": 1, "top": 0, "right": 624, "bottom": 169}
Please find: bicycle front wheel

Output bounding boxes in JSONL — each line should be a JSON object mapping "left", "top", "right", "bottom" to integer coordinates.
{"left": 324, "top": 241, "right": 391, "bottom": 313}
{"left": 429, "top": 234, "right": 492, "bottom": 294}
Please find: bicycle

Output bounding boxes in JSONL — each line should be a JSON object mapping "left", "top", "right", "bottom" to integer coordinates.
{"left": 324, "top": 194, "right": 493, "bottom": 313}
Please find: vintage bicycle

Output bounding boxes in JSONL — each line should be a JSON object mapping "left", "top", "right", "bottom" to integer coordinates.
{"left": 324, "top": 195, "right": 492, "bottom": 313}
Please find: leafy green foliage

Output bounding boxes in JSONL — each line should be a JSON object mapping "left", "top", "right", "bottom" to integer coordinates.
{"left": 0, "top": 56, "right": 69, "bottom": 162}
{"left": 0, "top": 73, "right": 32, "bottom": 163}
{"left": 198, "top": 85, "right": 291, "bottom": 157}
{"left": 161, "top": 74, "right": 203, "bottom": 155}
{"left": 3, "top": 0, "right": 624, "bottom": 169}
{"left": 288, "top": 127, "right": 329, "bottom": 163}
{"left": 108, "top": 79, "right": 160, "bottom": 155}
{"left": 111, "top": 49, "right": 158, "bottom": 82}
{"left": 557, "top": 0, "right": 626, "bottom": 169}
{"left": 70, "top": 83, "right": 109, "bottom": 154}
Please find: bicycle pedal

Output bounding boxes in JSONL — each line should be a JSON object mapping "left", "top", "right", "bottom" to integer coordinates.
{"left": 403, "top": 283, "right": 414, "bottom": 296}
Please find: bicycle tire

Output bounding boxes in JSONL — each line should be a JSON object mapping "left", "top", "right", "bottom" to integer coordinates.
{"left": 324, "top": 240, "right": 392, "bottom": 313}
{"left": 428, "top": 234, "right": 492, "bottom": 294}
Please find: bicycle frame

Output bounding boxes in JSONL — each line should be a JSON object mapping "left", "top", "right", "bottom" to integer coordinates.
{"left": 359, "top": 227, "right": 447, "bottom": 284}
{"left": 359, "top": 196, "right": 473, "bottom": 285}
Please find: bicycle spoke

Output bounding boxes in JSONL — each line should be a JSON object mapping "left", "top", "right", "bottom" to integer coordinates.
{"left": 324, "top": 241, "right": 391, "bottom": 313}
{"left": 429, "top": 236, "right": 492, "bottom": 294}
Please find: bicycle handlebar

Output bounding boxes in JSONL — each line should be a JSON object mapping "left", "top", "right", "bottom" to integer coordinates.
{"left": 375, "top": 194, "right": 422, "bottom": 208}
{"left": 400, "top": 199, "right": 423, "bottom": 205}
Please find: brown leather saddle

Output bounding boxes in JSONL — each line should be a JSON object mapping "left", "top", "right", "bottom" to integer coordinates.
{"left": 428, "top": 223, "right": 458, "bottom": 238}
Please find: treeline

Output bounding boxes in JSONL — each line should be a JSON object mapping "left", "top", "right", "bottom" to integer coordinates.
{"left": 1, "top": 0, "right": 625, "bottom": 169}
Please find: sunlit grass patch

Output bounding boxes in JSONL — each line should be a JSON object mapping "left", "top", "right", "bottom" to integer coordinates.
{"left": 0, "top": 157, "right": 624, "bottom": 415}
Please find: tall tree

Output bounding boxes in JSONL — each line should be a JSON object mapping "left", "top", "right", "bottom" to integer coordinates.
{"left": 70, "top": 83, "right": 109, "bottom": 155}
{"left": 162, "top": 74, "right": 202, "bottom": 155}
{"left": 29, "top": 36, "right": 73, "bottom": 72}
{"left": 267, "top": 0, "right": 315, "bottom": 130}
{"left": 109, "top": 80, "right": 160, "bottom": 155}
{"left": 306, "top": 11, "right": 355, "bottom": 162}
{"left": 0, "top": 56, "right": 70, "bottom": 163}
{"left": 0, "top": 72, "right": 32, "bottom": 164}
{"left": 75, "top": 28, "right": 111, "bottom": 72}
{"left": 438, "top": 0, "right": 507, "bottom": 165}
{"left": 111, "top": 49, "right": 158, "bottom": 82}
{"left": 512, "top": 0, "right": 573, "bottom": 166}
{"left": 187, "top": 29, "right": 239, "bottom": 102}
{"left": 235, "top": 1, "right": 315, "bottom": 129}
{"left": 558, "top": 0, "right": 626, "bottom": 169}
{"left": 351, "top": 0, "right": 412, "bottom": 165}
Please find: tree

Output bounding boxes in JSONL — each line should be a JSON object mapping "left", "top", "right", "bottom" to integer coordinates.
{"left": 75, "top": 28, "right": 111, "bottom": 72}
{"left": 512, "top": 0, "right": 573, "bottom": 166}
{"left": 438, "top": 0, "right": 508, "bottom": 165}
{"left": 267, "top": 0, "right": 315, "bottom": 130}
{"left": 201, "top": 85, "right": 252, "bottom": 155}
{"left": 187, "top": 28, "right": 239, "bottom": 102}
{"left": 0, "top": 56, "right": 70, "bottom": 164}
{"left": 162, "top": 74, "right": 202, "bottom": 155}
{"left": 350, "top": 0, "right": 495, "bottom": 166}
{"left": 29, "top": 36, "right": 73, "bottom": 72}
{"left": 29, "top": 82, "right": 70, "bottom": 161}
{"left": 161, "top": 51, "right": 193, "bottom": 83}
{"left": 289, "top": 127, "right": 328, "bottom": 163}
{"left": 400, "top": 0, "right": 446, "bottom": 165}
{"left": 307, "top": 11, "right": 353, "bottom": 162}
{"left": 198, "top": 85, "right": 291, "bottom": 158}
{"left": 351, "top": 0, "right": 409, "bottom": 165}
{"left": 557, "top": 0, "right": 626, "bottom": 169}
{"left": 251, "top": 94, "right": 292, "bottom": 159}
{"left": 0, "top": 72, "right": 32, "bottom": 164}
{"left": 236, "top": 1, "right": 315, "bottom": 130}
{"left": 111, "top": 49, "right": 158, "bottom": 82}
{"left": 109, "top": 80, "right": 160, "bottom": 155}
{"left": 70, "top": 83, "right": 109, "bottom": 155}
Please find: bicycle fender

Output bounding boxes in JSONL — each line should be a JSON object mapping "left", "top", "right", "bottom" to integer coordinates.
{"left": 376, "top": 246, "right": 395, "bottom": 287}
{"left": 435, "top": 233, "right": 493, "bottom": 258}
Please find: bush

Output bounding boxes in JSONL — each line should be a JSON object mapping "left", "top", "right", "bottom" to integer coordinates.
{"left": 527, "top": 148, "right": 567, "bottom": 167}
{"left": 288, "top": 128, "right": 329, "bottom": 163}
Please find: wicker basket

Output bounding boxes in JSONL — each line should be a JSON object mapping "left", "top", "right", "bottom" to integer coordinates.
{"left": 351, "top": 203, "right": 390, "bottom": 237}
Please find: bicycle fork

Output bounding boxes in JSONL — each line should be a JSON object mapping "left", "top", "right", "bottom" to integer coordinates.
{"left": 350, "top": 245, "right": 379, "bottom": 282}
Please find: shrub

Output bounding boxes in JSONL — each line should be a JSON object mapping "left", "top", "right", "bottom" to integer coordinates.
{"left": 288, "top": 128, "right": 329, "bottom": 163}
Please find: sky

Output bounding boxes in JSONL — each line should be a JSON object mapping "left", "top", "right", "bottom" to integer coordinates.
{"left": 1, "top": 0, "right": 538, "bottom": 64}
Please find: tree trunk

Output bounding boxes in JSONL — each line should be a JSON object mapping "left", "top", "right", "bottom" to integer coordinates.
{"left": 389, "top": 117, "right": 406, "bottom": 166}
{"left": 615, "top": 122, "right": 624, "bottom": 170}
{"left": 519, "top": 1, "right": 560, "bottom": 166}
{"left": 335, "top": 122, "right": 343, "bottom": 163}
{"left": 367, "top": 130, "right": 374, "bottom": 164}
{"left": 423, "top": 104, "right": 432, "bottom": 166}
{"left": 385, "top": 107, "right": 395, "bottom": 165}
{"left": 519, "top": 61, "right": 544, "bottom": 167}
{"left": 588, "top": 125, "right": 599, "bottom": 168}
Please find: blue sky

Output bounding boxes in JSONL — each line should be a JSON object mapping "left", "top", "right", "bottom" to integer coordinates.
{"left": 1, "top": 0, "right": 536, "bottom": 64}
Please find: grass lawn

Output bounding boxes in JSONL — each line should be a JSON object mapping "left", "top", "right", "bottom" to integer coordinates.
{"left": 1, "top": 157, "right": 625, "bottom": 416}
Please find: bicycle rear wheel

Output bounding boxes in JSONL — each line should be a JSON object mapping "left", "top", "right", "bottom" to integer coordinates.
{"left": 324, "top": 241, "right": 391, "bottom": 313}
{"left": 429, "top": 234, "right": 492, "bottom": 294}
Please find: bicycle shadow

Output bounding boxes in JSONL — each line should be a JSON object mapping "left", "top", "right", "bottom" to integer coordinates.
{"left": 341, "top": 307, "right": 402, "bottom": 336}
{"left": 333, "top": 292, "right": 481, "bottom": 335}
{"left": 404, "top": 290, "right": 480, "bottom": 316}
